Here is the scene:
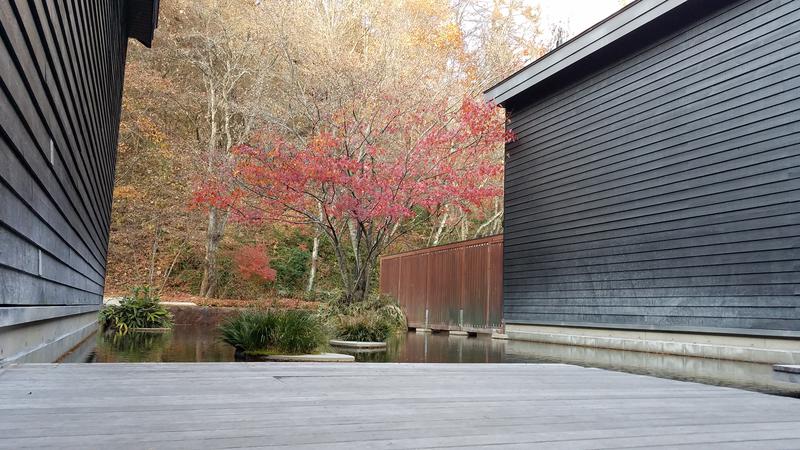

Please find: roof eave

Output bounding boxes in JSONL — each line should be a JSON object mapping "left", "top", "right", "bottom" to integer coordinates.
{"left": 484, "top": 0, "right": 691, "bottom": 106}
{"left": 127, "top": 0, "right": 160, "bottom": 48}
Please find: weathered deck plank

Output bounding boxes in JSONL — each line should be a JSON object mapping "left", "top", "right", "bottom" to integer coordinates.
{"left": 0, "top": 363, "right": 798, "bottom": 449}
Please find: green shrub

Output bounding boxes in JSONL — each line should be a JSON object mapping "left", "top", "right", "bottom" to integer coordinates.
{"left": 322, "top": 294, "right": 406, "bottom": 342}
{"left": 320, "top": 294, "right": 406, "bottom": 327}
{"left": 270, "top": 310, "right": 327, "bottom": 355}
{"left": 99, "top": 286, "right": 173, "bottom": 334}
{"left": 266, "top": 228, "right": 312, "bottom": 294}
{"left": 218, "top": 309, "right": 327, "bottom": 355}
{"left": 333, "top": 310, "right": 395, "bottom": 342}
{"left": 271, "top": 246, "right": 310, "bottom": 292}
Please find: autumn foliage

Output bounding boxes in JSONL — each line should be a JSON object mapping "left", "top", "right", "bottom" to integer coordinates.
{"left": 107, "top": 0, "right": 553, "bottom": 302}
{"left": 236, "top": 99, "right": 509, "bottom": 223}
{"left": 233, "top": 245, "right": 277, "bottom": 283}
{"left": 227, "top": 97, "right": 513, "bottom": 302}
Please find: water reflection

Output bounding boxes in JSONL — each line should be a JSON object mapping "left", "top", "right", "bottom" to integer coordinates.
{"left": 89, "top": 325, "right": 235, "bottom": 363}
{"left": 349, "top": 332, "right": 508, "bottom": 363}
{"left": 503, "top": 340, "right": 800, "bottom": 398}
{"left": 78, "top": 324, "right": 800, "bottom": 397}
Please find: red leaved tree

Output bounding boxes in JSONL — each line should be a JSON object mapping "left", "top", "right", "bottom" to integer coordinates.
{"left": 234, "top": 244, "right": 277, "bottom": 283}
{"left": 231, "top": 97, "right": 512, "bottom": 304}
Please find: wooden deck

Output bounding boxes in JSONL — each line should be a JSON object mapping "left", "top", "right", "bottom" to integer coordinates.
{"left": 1, "top": 363, "right": 800, "bottom": 449}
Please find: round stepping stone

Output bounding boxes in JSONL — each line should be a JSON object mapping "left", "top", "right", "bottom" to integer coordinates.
{"left": 329, "top": 340, "right": 387, "bottom": 349}
{"left": 262, "top": 353, "right": 355, "bottom": 362}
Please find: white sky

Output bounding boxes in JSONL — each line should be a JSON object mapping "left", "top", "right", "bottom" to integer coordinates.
{"left": 535, "top": 0, "right": 626, "bottom": 37}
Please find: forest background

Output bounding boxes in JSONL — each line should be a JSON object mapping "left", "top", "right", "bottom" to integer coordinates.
{"left": 107, "top": 0, "right": 625, "bottom": 304}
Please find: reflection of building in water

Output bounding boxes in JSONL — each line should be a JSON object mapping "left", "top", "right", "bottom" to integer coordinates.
{"left": 505, "top": 340, "right": 800, "bottom": 398}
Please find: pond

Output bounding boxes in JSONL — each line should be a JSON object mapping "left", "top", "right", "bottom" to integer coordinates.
{"left": 63, "top": 322, "right": 800, "bottom": 398}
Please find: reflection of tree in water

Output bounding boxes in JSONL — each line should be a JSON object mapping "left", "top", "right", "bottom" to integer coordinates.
{"left": 92, "top": 325, "right": 237, "bottom": 362}
{"left": 350, "top": 332, "right": 507, "bottom": 363}
{"left": 163, "top": 326, "right": 235, "bottom": 362}
{"left": 96, "top": 331, "right": 171, "bottom": 362}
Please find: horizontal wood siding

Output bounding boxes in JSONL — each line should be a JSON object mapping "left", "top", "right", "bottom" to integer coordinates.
{"left": 0, "top": 1, "right": 128, "bottom": 320}
{"left": 503, "top": 0, "right": 800, "bottom": 336}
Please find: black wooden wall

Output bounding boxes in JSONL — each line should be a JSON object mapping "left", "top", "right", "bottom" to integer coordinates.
{"left": 503, "top": 0, "right": 800, "bottom": 336}
{"left": 0, "top": 2, "right": 128, "bottom": 323}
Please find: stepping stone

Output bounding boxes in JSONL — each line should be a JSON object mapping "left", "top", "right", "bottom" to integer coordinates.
{"left": 262, "top": 353, "right": 355, "bottom": 362}
{"left": 329, "top": 340, "right": 387, "bottom": 349}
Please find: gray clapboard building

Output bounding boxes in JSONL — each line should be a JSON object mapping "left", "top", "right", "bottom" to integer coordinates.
{"left": 487, "top": 0, "right": 800, "bottom": 360}
{"left": 0, "top": 1, "right": 159, "bottom": 364}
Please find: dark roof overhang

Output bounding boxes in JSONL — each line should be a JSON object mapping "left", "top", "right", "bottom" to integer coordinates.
{"left": 127, "top": 0, "right": 160, "bottom": 48}
{"left": 484, "top": 0, "right": 695, "bottom": 107}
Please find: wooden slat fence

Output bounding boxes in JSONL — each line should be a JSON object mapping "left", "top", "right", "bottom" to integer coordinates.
{"left": 379, "top": 235, "right": 503, "bottom": 333}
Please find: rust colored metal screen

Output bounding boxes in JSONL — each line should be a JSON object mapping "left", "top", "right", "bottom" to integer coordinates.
{"left": 379, "top": 235, "right": 503, "bottom": 333}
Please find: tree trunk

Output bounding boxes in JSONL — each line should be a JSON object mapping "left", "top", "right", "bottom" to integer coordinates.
{"left": 325, "top": 221, "right": 381, "bottom": 305}
{"left": 431, "top": 211, "right": 448, "bottom": 246}
{"left": 330, "top": 241, "right": 370, "bottom": 305}
{"left": 348, "top": 257, "right": 372, "bottom": 304}
{"left": 306, "top": 232, "right": 319, "bottom": 293}
{"left": 329, "top": 235, "right": 352, "bottom": 302}
{"left": 473, "top": 207, "right": 502, "bottom": 239}
{"left": 199, "top": 206, "right": 228, "bottom": 298}
{"left": 147, "top": 224, "right": 161, "bottom": 287}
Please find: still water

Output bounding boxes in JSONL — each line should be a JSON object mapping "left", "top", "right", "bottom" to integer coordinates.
{"left": 66, "top": 324, "right": 800, "bottom": 397}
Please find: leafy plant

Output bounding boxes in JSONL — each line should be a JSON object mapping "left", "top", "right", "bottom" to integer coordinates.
{"left": 99, "top": 286, "right": 173, "bottom": 334}
{"left": 234, "top": 244, "right": 277, "bottom": 283}
{"left": 230, "top": 96, "right": 510, "bottom": 304}
{"left": 265, "top": 228, "right": 312, "bottom": 294}
{"left": 271, "top": 245, "right": 309, "bottom": 292}
{"left": 333, "top": 310, "right": 395, "bottom": 342}
{"left": 321, "top": 294, "right": 406, "bottom": 342}
{"left": 218, "top": 309, "right": 327, "bottom": 355}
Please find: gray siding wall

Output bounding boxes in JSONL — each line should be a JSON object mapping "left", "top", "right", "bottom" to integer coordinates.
{"left": 503, "top": 0, "right": 800, "bottom": 336}
{"left": 0, "top": 1, "right": 128, "bottom": 361}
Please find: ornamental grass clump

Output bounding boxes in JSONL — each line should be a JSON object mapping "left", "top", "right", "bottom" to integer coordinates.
{"left": 333, "top": 310, "right": 395, "bottom": 342}
{"left": 99, "top": 286, "right": 173, "bottom": 334}
{"left": 218, "top": 309, "right": 327, "bottom": 356}
{"left": 321, "top": 294, "right": 407, "bottom": 342}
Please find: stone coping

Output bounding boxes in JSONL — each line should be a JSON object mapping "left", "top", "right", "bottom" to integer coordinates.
{"left": 128, "top": 327, "right": 172, "bottom": 332}
{"left": 329, "top": 340, "right": 387, "bottom": 349}
{"left": 507, "top": 324, "right": 800, "bottom": 364}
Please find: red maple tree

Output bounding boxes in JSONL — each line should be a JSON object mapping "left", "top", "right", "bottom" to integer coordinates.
{"left": 233, "top": 244, "right": 277, "bottom": 283}
{"left": 230, "top": 97, "right": 512, "bottom": 303}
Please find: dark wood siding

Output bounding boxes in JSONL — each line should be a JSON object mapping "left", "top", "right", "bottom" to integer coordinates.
{"left": 0, "top": 1, "right": 128, "bottom": 322}
{"left": 503, "top": 0, "right": 800, "bottom": 336}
